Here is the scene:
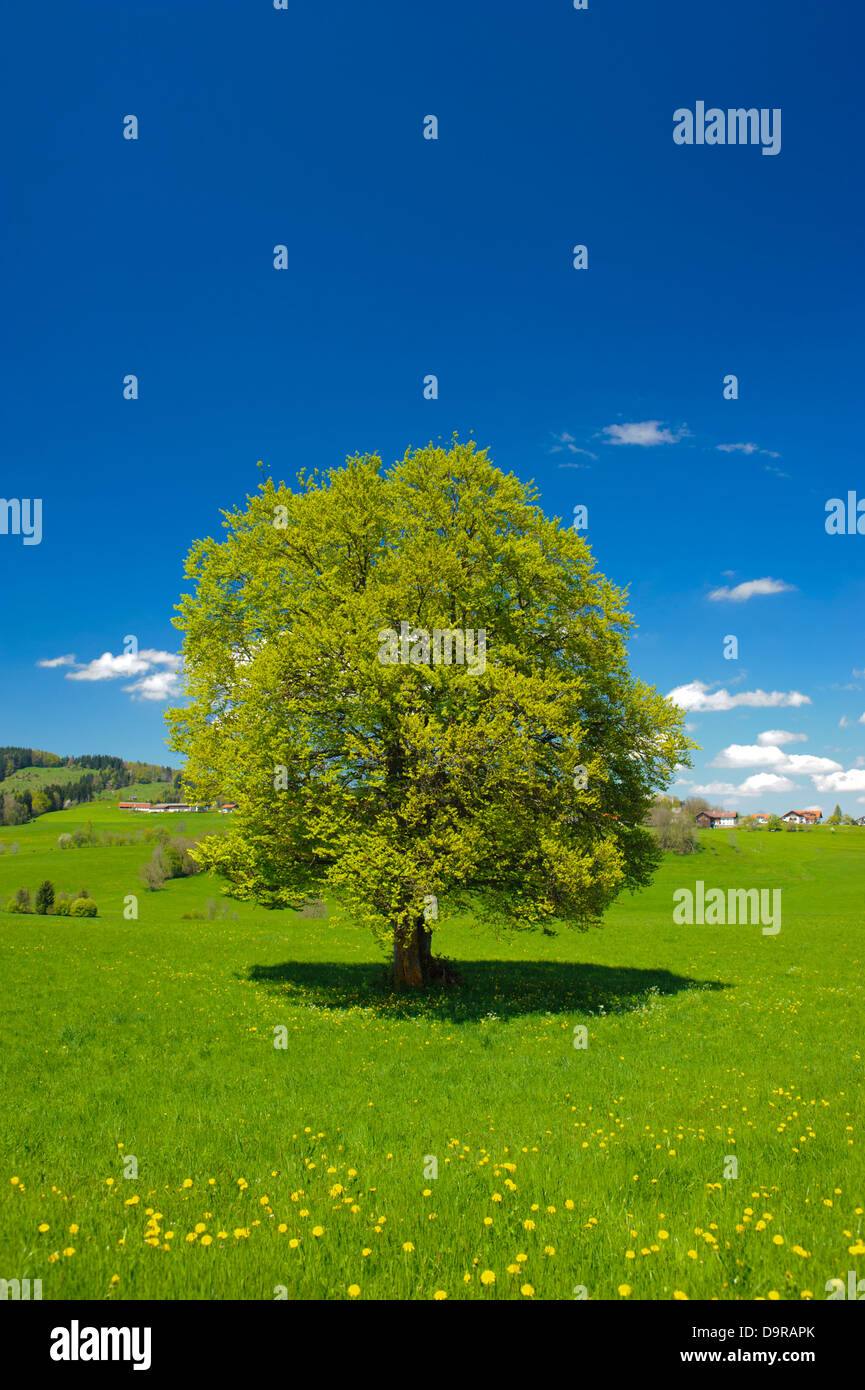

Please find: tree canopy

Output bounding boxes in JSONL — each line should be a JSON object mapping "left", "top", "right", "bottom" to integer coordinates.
{"left": 167, "top": 438, "right": 693, "bottom": 986}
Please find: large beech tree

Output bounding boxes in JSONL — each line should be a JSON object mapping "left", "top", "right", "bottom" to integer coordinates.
{"left": 167, "top": 439, "right": 693, "bottom": 988}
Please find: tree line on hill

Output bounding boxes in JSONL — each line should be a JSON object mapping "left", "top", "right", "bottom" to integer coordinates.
{"left": 0, "top": 748, "right": 179, "bottom": 825}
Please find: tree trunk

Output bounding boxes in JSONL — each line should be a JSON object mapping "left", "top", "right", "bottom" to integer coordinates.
{"left": 392, "top": 917, "right": 461, "bottom": 990}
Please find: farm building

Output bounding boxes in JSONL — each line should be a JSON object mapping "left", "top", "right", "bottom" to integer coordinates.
{"left": 781, "top": 809, "right": 822, "bottom": 825}
{"left": 695, "top": 809, "right": 739, "bottom": 829}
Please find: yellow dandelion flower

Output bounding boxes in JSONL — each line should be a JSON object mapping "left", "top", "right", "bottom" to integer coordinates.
{"left": 402, "top": 1241, "right": 415, "bottom": 1253}
{"left": 618, "top": 1284, "right": 631, "bottom": 1297}
{"left": 183, "top": 1179, "right": 193, "bottom": 1189}
{"left": 63, "top": 1247, "right": 75, "bottom": 1257}
{"left": 200, "top": 1234, "right": 212, "bottom": 1247}
{"left": 673, "top": 1291, "right": 688, "bottom": 1301}
{"left": 289, "top": 1238, "right": 299, "bottom": 1248}
{"left": 312, "top": 1226, "right": 324, "bottom": 1237}
{"left": 433, "top": 1290, "right": 447, "bottom": 1300}
{"left": 348, "top": 1284, "right": 360, "bottom": 1298}
{"left": 521, "top": 1283, "right": 535, "bottom": 1297}
{"left": 38, "top": 1223, "right": 49, "bottom": 1233}
{"left": 480, "top": 1270, "right": 495, "bottom": 1285}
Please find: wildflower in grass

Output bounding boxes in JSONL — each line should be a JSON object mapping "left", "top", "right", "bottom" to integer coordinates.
{"left": 185, "top": 1233, "right": 196, "bottom": 1243}
{"left": 618, "top": 1284, "right": 631, "bottom": 1297}
{"left": 329, "top": 1185, "right": 343, "bottom": 1197}
{"left": 480, "top": 1270, "right": 495, "bottom": 1285}
{"left": 463, "top": 1274, "right": 471, "bottom": 1284}
{"left": 312, "top": 1226, "right": 324, "bottom": 1237}
{"left": 10, "top": 1177, "right": 19, "bottom": 1185}
{"left": 362, "top": 1248, "right": 371, "bottom": 1257}
{"left": 348, "top": 1284, "right": 360, "bottom": 1298}
{"left": 194, "top": 1223, "right": 206, "bottom": 1234}
{"left": 658, "top": 1230, "right": 669, "bottom": 1241}
{"left": 768, "top": 1291, "right": 781, "bottom": 1300}
{"left": 289, "top": 1239, "right": 299, "bottom": 1249}
{"left": 491, "top": 1193, "right": 502, "bottom": 1203}
{"left": 278, "top": 1224, "right": 288, "bottom": 1234}
{"left": 801, "top": 1291, "right": 813, "bottom": 1300}
{"left": 110, "top": 1275, "right": 119, "bottom": 1285}
{"left": 687, "top": 1250, "right": 697, "bottom": 1260}
{"left": 565, "top": 1199, "right": 574, "bottom": 1210}
{"left": 433, "top": 1291, "right": 447, "bottom": 1300}
{"left": 200, "top": 1235, "right": 213, "bottom": 1247}
{"left": 483, "top": 1217, "right": 493, "bottom": 1227}
{"left": 260, "top": 1196, "right": 270, "bottom": 1206}
{"left": 848, "top": 1242, "right": 865, "bottom": 1256}
{"left": 48, "top": 1253, "right": 59, "bottom": 1264}
{"left": 773, "top": 1235, "right": 784, "bottom": 1246}
{"left": 792, "top": 1245, "right": 810, "bottom": 1258}
{"left": 38, "top": 1223, "right": 49, "bottom": 1233}
{"left": 351, "top": 1204, "right": 361, "bottom": 1215}
{"left": 217, "top": 1231, "right": 228, "bottom": 1239}
{"left": 348, "top": 1169, "right": 357, "bottom": 1178}
{"left": 63, "top": 1247, "right": 75, "bottom": 1257}
{"left": 165, "top": 1232, "right": 175, "bottom": 1240}
{"left": 523, "top": 1219, "right": 535, "bottom": 1231}
{"left": 520, "top": 1284, "right": 535, "bottom": 1297}
{"left": 299, "top": 1209, "right": 309, "bottom": 1218}
{"left": 625, "top": 1250, "right": 635, "bottom": 1260}
{"left": 673, "top": 1291, "right": 688, "bottom": 1301}
{"left": 233, "top": 1228, "right": 249, "bottom": 1239}
{"left": 183, "top": 1179, "right": 193, "bottom": 1189}
{"left": 402, "top": 1242, "right": 414, "bottom": 1253}
{"left": 516, "top": 1253, "right": 528, "bottom": 1264}
{"left": 507, "top": 1264, "right": 520, "bottom": 1274}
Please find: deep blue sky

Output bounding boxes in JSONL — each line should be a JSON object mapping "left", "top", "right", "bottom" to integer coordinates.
{"left": 2, "top": 0, "right": 863, "bottom": 812}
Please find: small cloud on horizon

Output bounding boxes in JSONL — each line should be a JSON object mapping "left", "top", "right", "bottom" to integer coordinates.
{"left": 707, "top": 577, "right": 796, "bottom": 603}
{"left": 601, "top": 420, "right": 686, "bottom": 447}
{"left": 716, "top": 442, "right": 781, "bottom": 458}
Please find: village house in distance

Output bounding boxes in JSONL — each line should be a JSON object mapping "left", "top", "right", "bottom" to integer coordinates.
{"left": 695, "top": 808, "right": 823, "bottom": 829}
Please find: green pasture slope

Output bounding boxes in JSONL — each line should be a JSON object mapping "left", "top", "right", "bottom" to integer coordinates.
{"left": 0, "top": 804, "right": 863, "bottom": 1302}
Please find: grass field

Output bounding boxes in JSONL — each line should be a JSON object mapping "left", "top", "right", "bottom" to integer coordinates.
{"left": 0, "top": 803, "right": 863, "bottom": 1301}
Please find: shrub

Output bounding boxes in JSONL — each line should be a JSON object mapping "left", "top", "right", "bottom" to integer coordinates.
{"left": 6, "top": 897, "right": 22, "bottom": 913}
{"left": 55, "top": 899, "right": 71, "bottom": 916}
{"left": 57, "top": 833, "right": 72, "bottom": 849}
{"left": 69, "top": 898, "right": 98, "bottom": 917}
{"left": 14, "top": 887, "right": 32, "bottom": 913}
{"left": 181, "top": 910, "right": 205, "bottom": 920}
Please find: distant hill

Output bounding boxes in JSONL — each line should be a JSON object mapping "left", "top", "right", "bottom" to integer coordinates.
{"left": 0, "top": 747, "right": 179, "bottom": 826}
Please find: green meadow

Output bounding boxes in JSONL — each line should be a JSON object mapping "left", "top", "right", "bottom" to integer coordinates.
{"left": 0, "top": 803, "right": 863, "bottom": 1301}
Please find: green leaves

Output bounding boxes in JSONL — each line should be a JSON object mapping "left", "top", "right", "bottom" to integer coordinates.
{"left": 167, "top": 438, "right": 694, "bottom": 946}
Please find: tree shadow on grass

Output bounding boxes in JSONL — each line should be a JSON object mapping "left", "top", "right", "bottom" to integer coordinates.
{"left": 245, "top": 959, "right": 727, "bottom": 1023}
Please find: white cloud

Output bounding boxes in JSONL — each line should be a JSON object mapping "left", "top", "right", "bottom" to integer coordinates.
{"left": 602, "top": 420, "right": 685, "bottom": 447}
{"left": 38, "top": 646, "right": 183, "bottom": 703}
{"left": 712, "top": 744, "right": 786, "bottom": 768}
{"left": 65, "top": 649, "right": 182, "bottom": 682}
{"left": 757, "top": 729, "right": 806, "bottom": 746}
{"left": 839, "top": 716, "right": 851, "bottom": 728}
{"left": 711, "top": 742, "right": 841, "bottom": 775}
{"left": 667, "top": 681, "right": 811, "bottom": 712}
{"left": 812, "top": 769, "right": 865, "bottom": 793}
{"left": 716, "top": 442, "right": 780, "bottom": 458}
{"left": 859, "top": 713, "right": 865, "bottom": 725}
{"left": 707, "top": 577, "right": 796, "bottom": 602}
{"left": 122, "top": 671, "right": 183, "bottom": 702}
{"left": 691, "top": 772, "right": 796, "bottom": 798}
{"left": 780, "top": 753, "right": 844, "bottom": 775}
